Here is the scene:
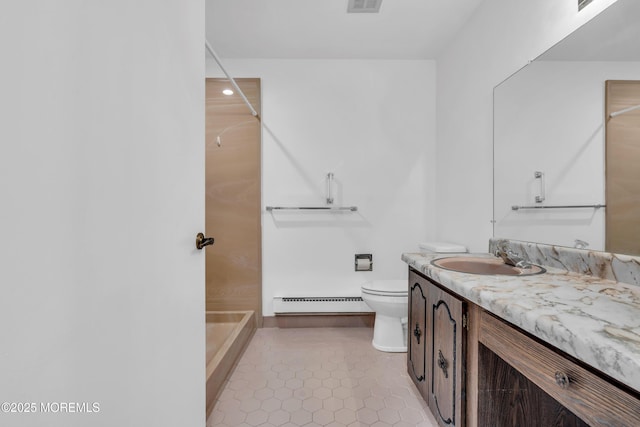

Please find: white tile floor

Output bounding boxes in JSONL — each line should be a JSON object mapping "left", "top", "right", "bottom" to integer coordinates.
{"left": 207, "top": 327, "right": 438, "bottom": 427}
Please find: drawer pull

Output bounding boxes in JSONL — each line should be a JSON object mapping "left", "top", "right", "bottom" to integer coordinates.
{"left": 555, "top": 371, "right": 570, "bottom": 389}
{"left": 413, "top": 323, "right": 422, "bottom": 344}
{"left": 437, "top": 350, "right": 449, "bottom": 379}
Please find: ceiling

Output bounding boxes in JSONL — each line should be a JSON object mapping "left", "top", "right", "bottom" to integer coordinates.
{"left": 205, "top": 0, "right": 485, "bottom": 60}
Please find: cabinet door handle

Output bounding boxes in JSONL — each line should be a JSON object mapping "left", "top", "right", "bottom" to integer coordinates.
{"left": 555, "top": 371, "right": 570, "bottom": 389}
{"left": 437, "top": 350, "right": 449, "bottom": 379}
{"left": 413, "top": 323, "right": 422, "bottom": 344}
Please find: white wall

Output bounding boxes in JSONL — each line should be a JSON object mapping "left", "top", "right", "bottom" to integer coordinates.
{"left": 206, "top": 59, "right": 436, "bottom": 316}
{"left": 0, "top": 2, "right": 204, "bottom": 426}
{"left": 494, "top": 60, "right": 640, "bottom": 250}
{"left": 435, "top": 0, "right": 619, "bottom": 252}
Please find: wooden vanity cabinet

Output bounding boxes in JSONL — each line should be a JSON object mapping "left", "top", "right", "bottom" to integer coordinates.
{"left": 408, "top": 270, "right": 428, "bottom": 399}
{"left": 429, "top": 284, "right": 465, "bottom": 427}
{"left": 408, "top": 266, "right": 640, "bottom": 427}
{"left": 408, "top": 268, "right": 466, "bottom": 427}
{"left": 478, "top": 311, "right": 640, "bottom": 427}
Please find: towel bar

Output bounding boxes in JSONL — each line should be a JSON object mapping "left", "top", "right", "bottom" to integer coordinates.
{"left": 511, "top": 204, "right": 605, "bottom": 211}
{"left": 266, "top": 206, "right": 358, "bottom": 212}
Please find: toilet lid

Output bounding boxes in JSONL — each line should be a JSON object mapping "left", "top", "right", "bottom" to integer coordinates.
{"left": 419, "top": 241, "right": 467, "bottom": 253}
{"left": 361, "top": 280, "right": 407, "bottom": 294}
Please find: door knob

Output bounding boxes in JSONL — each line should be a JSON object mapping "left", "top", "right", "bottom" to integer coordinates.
{"left": 196, "top": 233, "right": 215, "bottom": 250}
{"left": 554, "top": 371, "right": 570, "bottom": 389}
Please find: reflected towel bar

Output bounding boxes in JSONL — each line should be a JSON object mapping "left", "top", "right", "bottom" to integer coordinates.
{"left": 266, "top": 206, "right": 358, "bottom": 212}
{"left": 511, "top": 204, "right": 606, "bottom": 211}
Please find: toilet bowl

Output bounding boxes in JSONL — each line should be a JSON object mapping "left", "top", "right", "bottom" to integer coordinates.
{"left": 361, "top": 242, "right": 467, "bottom": 353}
{"left": 361, "top": 280, "right": 408, "bottom": 352}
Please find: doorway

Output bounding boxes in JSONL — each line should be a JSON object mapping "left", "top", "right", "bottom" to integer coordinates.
{"left": 205, "top": 78, "right": 263, "bottom": 325}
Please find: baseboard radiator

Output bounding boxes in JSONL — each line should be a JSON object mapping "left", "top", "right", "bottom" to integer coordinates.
{"left": 273, "top": 296, "right": 373, "bottom": 315}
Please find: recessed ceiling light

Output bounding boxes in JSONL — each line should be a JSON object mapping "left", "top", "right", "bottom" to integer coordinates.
{"left": 222, "top": 89, "right": 234, "bottom": 96}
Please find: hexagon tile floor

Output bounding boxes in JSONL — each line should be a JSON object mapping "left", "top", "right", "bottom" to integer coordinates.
{"left": 206, "top": 327, "right": 438, "bottom": 427}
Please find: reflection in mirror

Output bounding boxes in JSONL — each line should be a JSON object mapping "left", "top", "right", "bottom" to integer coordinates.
{"left": 493, "top": 0, "right": 640, "bottom": 256}
{"left": 605, "top": 80, "right": 640, "bottom": 254}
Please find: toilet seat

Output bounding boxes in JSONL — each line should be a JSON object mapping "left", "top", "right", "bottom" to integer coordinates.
{"left": 361, "top": 289, "right": 406, "bottom": 297}
{"left": 361, "top": 280, "right": 407, "bottom": 296}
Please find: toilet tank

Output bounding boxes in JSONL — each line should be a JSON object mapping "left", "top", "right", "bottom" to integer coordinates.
{"left": 419, "top": 241, "right": 467, "bottom": 254}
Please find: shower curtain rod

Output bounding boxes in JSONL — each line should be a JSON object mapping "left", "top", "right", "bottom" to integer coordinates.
{"left": 609, "top": 103, "right": 640, "bottom": 118}
{"left": 205, "top": 40, "right": 260, "bottom": 119}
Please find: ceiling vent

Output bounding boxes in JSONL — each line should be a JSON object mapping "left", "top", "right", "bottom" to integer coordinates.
{"left": 347, "top": 0, "right": 382, "bottom": 13}
{"left": 578, "top": 0, "right": 593, "bottom": 11}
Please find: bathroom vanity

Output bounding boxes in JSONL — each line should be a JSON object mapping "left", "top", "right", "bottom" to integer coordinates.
{"left": 408, "top": 269, "right": 465, "bottom": 426}
{"left": 404, "top": 241, "right": 640, "bottom": 427}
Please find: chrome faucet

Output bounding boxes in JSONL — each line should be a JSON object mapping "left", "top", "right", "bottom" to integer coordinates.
{"left": 574, "top": 239, "right": 589, "bottom": 249}
{"left": 494, "top": 241, "right": 532, "bottom": 269}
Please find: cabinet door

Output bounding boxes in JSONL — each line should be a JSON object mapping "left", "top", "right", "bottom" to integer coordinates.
{"left": 408, "top": 271, "right": 428, "bottom": 399}
{"left": 429, "top": 283, "right": 464, "bottom": 427}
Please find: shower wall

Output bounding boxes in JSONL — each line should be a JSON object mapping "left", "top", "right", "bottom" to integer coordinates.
{"left": 205, "top": 78, "right": 262, "bottom": 325}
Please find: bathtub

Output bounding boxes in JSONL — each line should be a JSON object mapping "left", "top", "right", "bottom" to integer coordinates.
{"left": 206, "top": 311, "right": 256, "bottom": 417}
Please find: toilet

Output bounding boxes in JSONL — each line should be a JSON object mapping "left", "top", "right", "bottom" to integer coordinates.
{"left": 361, "top": 280, "right": 409, "bottom": 352}
{"left": 361, "top": 242, "right": 467, "bottom": 353}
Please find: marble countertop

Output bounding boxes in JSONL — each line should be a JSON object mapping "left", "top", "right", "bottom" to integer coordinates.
{"left": 402, "top": 252, "right": 640, "bottom": 393}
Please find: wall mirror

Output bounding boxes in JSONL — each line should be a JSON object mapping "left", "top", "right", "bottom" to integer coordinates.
{"left": 493, "top": 0, "right": 640, "bottom": 256}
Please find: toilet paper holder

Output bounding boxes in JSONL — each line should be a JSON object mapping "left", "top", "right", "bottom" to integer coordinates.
{"left": 355, "top": 254, "right": 373, "bottom": 271}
